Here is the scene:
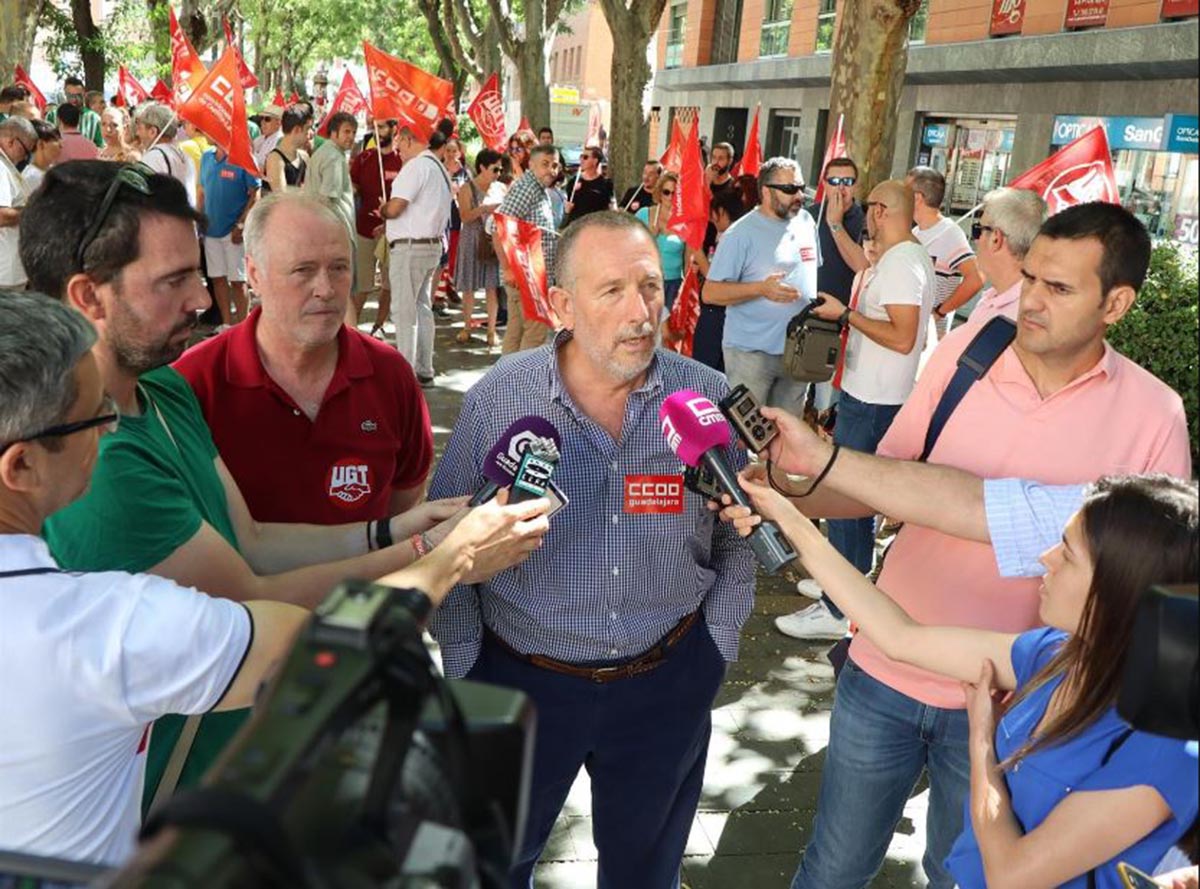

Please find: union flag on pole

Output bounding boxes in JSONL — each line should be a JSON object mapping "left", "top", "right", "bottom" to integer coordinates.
{"left": 115, "top": 65, "right": 150, "bottom": 107}
{"left": 667, "top": 118, "right": 710, "bottom": 251}
{"left": 177, "top": 47, "right": 258, "bottom": 177}
{"left": 733, "top": 105, "right": 762, "bottom": 178}
{"left": 362, "top": 42, "right": 453, "bottom": 142}
{"left": 665, "top": 267, "right": 702, "bottom": 357}
{"left": 517, "top": 116, "right": 532, "bottom": 135}
{"left": 494, "top": 213, "right": 558, "bottom": 328}
{"left": 1007, "top": 124, "right": 1119, "bottom": 215}
{"left": 12, "top": 65, "right": 47, "bottom": 112}
{"left": 467, "top": 73, "right": 507, "bottom": 152}
{"left": 222, "top": 18, "right": 259, "bottom": 90}
{"left": 813, "top": 113, "right": 847, "bottom": 204}
{"left": 150, "top": 78, "right": 174, "bottom": 105}
{"left": 271, "top": 89, "right": 286, "bottom": 108}
{"left": 316, "top": 71, "right": 368, "bottom": 136}
{"left": 168, "top": 6, "right": 207, "bottom": 106}
{"left": 659, "top": 116, "right": 686, "bottom": 174}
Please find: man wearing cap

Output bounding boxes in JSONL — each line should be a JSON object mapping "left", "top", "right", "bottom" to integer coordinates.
{"left": 253, "top": 106, "right": 283, "bottom": 172}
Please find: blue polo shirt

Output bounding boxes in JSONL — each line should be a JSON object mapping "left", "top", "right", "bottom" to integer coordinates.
{"left": 706, "top": 208, "right": 819, "bottom": 355}
{"left": 946, "top": 627, "right": 1199, "bottom": 889}
{"left": 199, "top": 150, "right": 259, "bottom": 239}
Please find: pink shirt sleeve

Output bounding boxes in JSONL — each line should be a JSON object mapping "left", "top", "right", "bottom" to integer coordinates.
{"left": 1143, "top": 400, "right": 1193, "bottom": 479}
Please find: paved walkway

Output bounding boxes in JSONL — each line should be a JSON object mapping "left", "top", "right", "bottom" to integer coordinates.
{"left": 368, "top": 299, "right": 929, "bottom": 889}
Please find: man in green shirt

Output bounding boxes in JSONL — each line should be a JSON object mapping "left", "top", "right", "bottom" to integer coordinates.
{"left": 44, "top": 77, "right": 104, "bottom": 148}
{"left": 21, "top": 160, "right": 551, "bottom": 810}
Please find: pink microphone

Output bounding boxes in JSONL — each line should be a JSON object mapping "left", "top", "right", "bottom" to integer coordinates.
{"left": 659, "top": 390, "right": 796, "bottom": 574}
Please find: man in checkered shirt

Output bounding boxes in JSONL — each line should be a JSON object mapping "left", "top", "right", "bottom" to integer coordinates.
{"left": 431, "top": 211, "right": 756, "bottom": 889}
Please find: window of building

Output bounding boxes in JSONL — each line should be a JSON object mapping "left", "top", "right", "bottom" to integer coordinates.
{"left": 666, "top": 0, "right": 687, "bottom": 69}
{"left": 759, "top": 0, "right": 793, "bottom": 57}
{"left": 575, "top": 47, "right": 583, "bottom": 79}
{"left": 909, "top": 0, "right": 929, "bottom": 45}
{"left": 710, "top": 0, "right": 744, "bottom": 65}
{"left": 815, "top": 0, "right": 837, "bottom": 54}
{"left": 766, "top": 110, "right": 804, "bottom": 163}
{"left": 551, "top": 52, "right": 558, "bottom": 82}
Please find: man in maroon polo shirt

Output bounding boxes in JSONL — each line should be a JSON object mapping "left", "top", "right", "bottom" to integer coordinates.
{"left": 175, "top": 192, "right": 433, "bottom": 525}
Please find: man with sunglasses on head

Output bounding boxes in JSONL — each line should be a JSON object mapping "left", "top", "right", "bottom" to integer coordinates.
{"left": 961, "top": 187, "right": 1046, "bottom": 330}
{"left": 703, "top": 156, "right": 820, "bottom": 415}
{"left": 0, "top": 115, "right": 35, "bottom": 288}
{"left": 17, "top": 160, "right": 551, "bottom": 818}
{"left": 44, "top": 76, "right": 104, "bottom": 148}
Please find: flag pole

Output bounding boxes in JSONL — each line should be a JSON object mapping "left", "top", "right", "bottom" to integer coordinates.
{"left": 142, "top": 107, "right": 180, "bottom": 154}
{"left": 956, "top": 202, "right": 985, "bottom": 223}
{"left": 373, "top": 119, "right": 387, "bottom": 205}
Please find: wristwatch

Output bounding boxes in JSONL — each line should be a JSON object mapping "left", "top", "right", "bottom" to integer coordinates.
{"left": 838, "top": 308, "right": 852, "bottom": 327}
{"left": 830, "top": 223, "right": 843, "bottom": 233}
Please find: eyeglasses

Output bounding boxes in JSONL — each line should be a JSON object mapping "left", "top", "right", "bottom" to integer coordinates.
{"left": 765, "top": 182, "right": 804, "bottom": 196}
{"left": 0, "top": 395, "right": 120, "bottom": 456}
{"left": 75, "top": 163, "right": 153, "bottom": 269}
{"left": 971, "top": 222, "right": 998, "bottom": 241}
{"left": 825, "top": 176, "right": 856, "bottom": 187}
{"left": 863, "top": 200, "right": 891, "bottom": 212}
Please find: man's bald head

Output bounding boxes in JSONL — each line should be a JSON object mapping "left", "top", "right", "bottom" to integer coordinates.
{"left": 871, "top": 180, "right": 913, "bottom": 220}
{"left": 865, "top": 179, "right": 916, "bottom": 244}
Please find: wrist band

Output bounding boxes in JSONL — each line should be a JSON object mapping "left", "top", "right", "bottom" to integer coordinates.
{"left": 375, "top": 516, "right": 394, "bottom": 550}
{"left": 839, "top": 308, "right": 852, "bottom": 328}
{"left": 793, "top": 444, "right": 841, "bottom": 499}
{"left": 410, "top": 532, "right": 430, "bottom": 558}
{"left": 366, "top": 520, "right": 375, "bottom": 552}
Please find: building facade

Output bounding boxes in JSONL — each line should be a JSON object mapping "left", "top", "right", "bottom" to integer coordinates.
{"left": 650, "top": 0, "right": 1199, "bottom": 245}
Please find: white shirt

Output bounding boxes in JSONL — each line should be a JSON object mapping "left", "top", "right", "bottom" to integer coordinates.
{"left": 0, "top": 535, "right": 251, "bottom": 865}
{"left": 841, "top": 240, "right": 935, "bottom": 406}
{"left": 22, "top": 163, "right": 46, "bottom": 191}
{"left": 253, "top": 129, "right": 282, "bottom": 173}
{"left": 386, "top": 150, "right": 452, "bottom": 242}
{"left": 143, "top": 142, "right": 197, "bottom": 208}
{"left": 914, "top": 215, "right": 974, "bottom": 308}
{"left": 0, "top": 150, "right": 29, "bottom": 287}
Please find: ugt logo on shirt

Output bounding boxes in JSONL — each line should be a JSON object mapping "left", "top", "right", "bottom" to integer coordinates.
{"left": 327, "top": 458, "right": 374, "bottom": 508}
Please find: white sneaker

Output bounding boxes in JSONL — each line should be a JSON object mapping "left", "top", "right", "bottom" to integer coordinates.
{"left": 795, "top": 578, "right": 824, "bottom": 600}
{"left": 775, "top": 602, "right": 850, "bottom": 641}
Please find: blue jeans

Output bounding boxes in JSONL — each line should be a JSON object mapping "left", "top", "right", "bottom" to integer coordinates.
{"left": 722, "top": 346, "right": 810, "bottom": 415}
{"left": 824, "top": 392, "right": 900, "bottom": 618}
{"left": 791, "top": 659, "right": 971, "bottom": 889}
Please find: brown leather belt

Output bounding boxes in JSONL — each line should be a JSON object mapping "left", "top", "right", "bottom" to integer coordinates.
{"left": 389, "top": 237, "right": 441, "bottom": 247}
{"left": 487, "top": 611, "right": 700, "bottom": 684}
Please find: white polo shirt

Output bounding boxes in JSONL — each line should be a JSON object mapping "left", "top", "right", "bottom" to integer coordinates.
{"left": 0, "top": 534, "right": 251, "bottom": 866}
{"left": 0, "top": 150, "right": 29, "bottom": 288}
{"left": 386, "top": 149, "right": 452, "bottom": 243}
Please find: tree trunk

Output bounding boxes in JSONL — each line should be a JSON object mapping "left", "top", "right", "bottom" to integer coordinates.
{"left": 0, "top": 0, "right": 45, "bottom": 77}
{"left": 829, "top": 0, "right": 921, "bottom": 195}
{"left": 485, "top": 0, "right": 560, "bottom": 132}
{"left": 515, "top": 40, "right": 551, "bottom": 132}
{"left": 70, "top": 0, "right": 105, "bottom": 91}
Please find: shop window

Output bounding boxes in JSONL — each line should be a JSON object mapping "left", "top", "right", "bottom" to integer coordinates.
{"left": 666, "top": 0, "right": 687, "bottom": 69}
{"left": 909, "top": 0, "right": 929, "bottom": 45}
{"left": 815, "top": 0, "right": 836, "bottom": 53}
{"left": 1115, "top": 149, "right": 1200, "bottom": 245}
{"left": 916, "top": 118, "right": 1017, "bottom": 214}
{"left": 760, "top": 0, "right": 794, "bottom": 58}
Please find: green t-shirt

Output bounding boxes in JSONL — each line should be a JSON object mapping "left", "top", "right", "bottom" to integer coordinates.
{"left": 44, "top": 366, "right": 248, "bottom": 813}
{"left": 45, "top": 105, "right": 104, "bottom": 147}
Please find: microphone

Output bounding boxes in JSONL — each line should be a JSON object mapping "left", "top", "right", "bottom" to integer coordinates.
{"left": 469, "top": 416, "right": 563, "bottom": 506}
{"left": 659, "top": 391, "right": 797, "bottom": 575}
{"left": 509, "top": 437, "right": 560, "bottom": 503}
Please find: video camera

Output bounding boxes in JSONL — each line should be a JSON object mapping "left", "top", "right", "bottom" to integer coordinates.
{"left": 100, "top": 580, "right": 535, "bottom": 889}
{"left": 1118, "top": 583, "right": 1198, "bottom": 742}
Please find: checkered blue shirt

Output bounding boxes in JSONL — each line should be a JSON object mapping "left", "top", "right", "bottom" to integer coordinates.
{"left": 497, "top": 171, "right": 558, "bottom": 285}
{"left": 428, "top": 333, "right": 756, "bottom": 679}
{"left": 984, "top": 478, "right": 1087, "bottom": 578}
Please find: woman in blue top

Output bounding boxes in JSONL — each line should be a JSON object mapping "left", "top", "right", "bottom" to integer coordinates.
{"left": 636, "top": 172, "right": 688, "bottom": 309}
{"left": 725, "top": 473, "right": 1198, "bottom": 889}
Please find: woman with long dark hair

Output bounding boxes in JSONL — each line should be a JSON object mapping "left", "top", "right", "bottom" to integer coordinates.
{"left": 726, "top": 473, "right": 1198, "bottom": 888}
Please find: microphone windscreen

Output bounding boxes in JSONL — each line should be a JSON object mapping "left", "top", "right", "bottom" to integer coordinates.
{"left": 481, "top": 416, "right": 563, "bottom": 485}
{"left": 659, "top": 391, "right": 731, "bottom": 468}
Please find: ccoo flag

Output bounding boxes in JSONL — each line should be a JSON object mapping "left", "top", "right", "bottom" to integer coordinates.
{"left": 362, "top": 42, "right": 454, "bottom": 143}
{"left": 1007, "top": 125, "right": 1119, "bottom": 215}
{"left": 115, "top": 66, "right": 150, "bottom": 108}
{"left": 665, "top": 266, "right": 702, "bottom": 357}
{"left": 168, "top": 6, "right": 208, "bottom": 106}
{"left": 667, "top": 118, "right": 710, "bottom": 251}
{"left": 467, "top": 73, "right": 508, "bottom": 152}
{"left": 316, "top": 71, "right": 368, "bottom": 136}
{"left": 733, "top": 105, "right": 762, "bottom": 179}
{"left": 493, "top": 213, "right": 558, "bottom": 328}
{"left": 813, "top": 113, "right": 847, "bottom": 205}
{"left": 12, "top": 65, "right": 47, "bottom": 112}
{"left": 177, "top": 47, "right": 258, "bottom": 177}
{"left": 222, "top": 18, "right": 259, "bottom": 90}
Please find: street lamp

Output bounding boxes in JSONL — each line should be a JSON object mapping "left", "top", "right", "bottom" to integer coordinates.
{"left": 313, "top": 63, "right": 329, "bottom": 109}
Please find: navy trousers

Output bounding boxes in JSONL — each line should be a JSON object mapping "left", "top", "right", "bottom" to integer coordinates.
{"left": 468, "top": 618, "right": 727, "bottom": 889}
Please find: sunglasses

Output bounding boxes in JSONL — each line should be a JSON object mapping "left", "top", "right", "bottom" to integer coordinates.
{"left": 0, "top": 395, "right": 120, "bottom": 456}
{"left": 971, "top": 222, "right": 998, "bottom": 241}
{"left": 660, "top": 189, "right": 675, "bottom": 197}
{"left": 765, "top": 182, "right": 804, "bottom": 195}
{"left": 488, "top": 165, "right": 503, "bottom": 173}
{"left": 825, "top": 176, "right": 856, "bottom": 187}
{"left": 76, "top": 163, "right": 153, "bottom": 269}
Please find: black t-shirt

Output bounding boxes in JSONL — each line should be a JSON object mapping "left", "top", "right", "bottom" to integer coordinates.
{"left": 621, "top": 185, "right": 654, "bottom": 214}
{"left": 814, "top": 200, "right": 866, "bottom": 301}
{"left": 565, "top": 175, "right": 614, "bottom": 226}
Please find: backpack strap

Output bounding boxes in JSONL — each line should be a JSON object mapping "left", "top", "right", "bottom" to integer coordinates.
{"left": 919, "top": 316, "right": 1016, "bottom": 462}
{"left": 0, "top": 567, "right": 61, "bottom": 578}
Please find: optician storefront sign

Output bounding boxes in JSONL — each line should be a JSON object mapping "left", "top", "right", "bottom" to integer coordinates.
{"left": 1165, "top": 114, "right": 1199, "bottom": 154}
{"left": 923, "top": 123, "right": 951, "bottom": 146}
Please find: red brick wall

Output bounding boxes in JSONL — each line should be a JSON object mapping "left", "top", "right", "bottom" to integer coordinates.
{"left": 925, "top": 0, "right": 993, "bottom": 43}
{"left": 737, "top": 0, "right": 767, "bottom": 60}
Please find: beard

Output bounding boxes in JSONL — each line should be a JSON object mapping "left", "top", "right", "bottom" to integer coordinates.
{"left": 578, "top": 319, "right": 659, "bottom": 384}
{"left": 108, "top": 298, "right": 197, "bottom": 375}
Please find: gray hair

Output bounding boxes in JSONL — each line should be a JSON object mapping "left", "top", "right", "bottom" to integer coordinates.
{"left": 0, "top": 115, "right": 36, "bottom": 145}
{"left": 555, "top": 210, "right": 656, "bottom": 290}
{"left": 0, "top": 291, "right": 97, "bottom": 450}
{"left": 982, "top": 187, "right": 1047, "bottom": 259}
{"left": 243, "top": 192, "right": 349, "bottom": 271}
{"left": 134, "top": 102, "right": 178, "bottom": 140}
{"left": 758, "top": 156, "right": 802, "bottom": 195}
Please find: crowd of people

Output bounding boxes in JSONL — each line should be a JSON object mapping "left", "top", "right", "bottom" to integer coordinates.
{"left": 1, "top": 70, "right": 1197, "bottom": 889}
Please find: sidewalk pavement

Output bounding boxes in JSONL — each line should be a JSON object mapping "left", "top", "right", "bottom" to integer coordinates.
{"left": 367, "top": 300, "right": 930, "bottom": 889}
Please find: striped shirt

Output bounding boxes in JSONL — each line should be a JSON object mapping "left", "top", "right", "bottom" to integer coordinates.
{"left": 914, "top": 216, "right": 974, "bottom": 308}
{"left": 45, "top": 105, "right": 104, "bottom": 148}
{"left": 984, "top": 478, "right": 1086, "bottom": 578}
{"left": 497, "top": 171, "right": 558, "bottom": 285}
{"left": 428, "top": 332, "right": 757, "bottom": 679}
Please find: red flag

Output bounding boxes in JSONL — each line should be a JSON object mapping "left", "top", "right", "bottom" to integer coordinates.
{"left": 659, "top": 116, "right": 687, "bottom": 174}
{"left": 585, "top": 103, "right": 602, "bottom": 147}
{"left": 177, "top": 48, "right": 258, "bottom": 177}
{"left": 813, "top": 113, "right": 847, "bottom": 204}
{"left": 1007, "top": 124, "right": 1119, "bottom": 215}
{"left": 169, "top": 6, "right": 208, "bottom": 106}
{"left": 733, "top": 105, "right": 762, "bottom": 179}
{"left": 150, "top": 78, "right": 173, "bottom": 105}
{"left": 289, "top": 92, "right": 300, "bottom": 104}
{"left": 665, "top": 267, "right": 702, "bottom": 357}
{"left": 222, "top": 18, "right": 259, "bottom": 90}
{"left": 494, "top": 213, "right": 557, "bottom": 328}
{"left": 467, "top": 73, "right": 508, "bottom": 152}
{"left": 517, "top": 116, "right": 532, "bottom": 135}
{"left": 362, "top": 42, "right": 454, "bottom": 142}
{"left": 316, "top": 71, "right": 368, "bottom": 136}
{"left": 667, "top": 120, "right": 710, "bottom": 251}
{"left": 116, "top": 66, "right": 150, "bottom": 108}
{"left": 11, "top": 65, "right": 47, "bottom": 112}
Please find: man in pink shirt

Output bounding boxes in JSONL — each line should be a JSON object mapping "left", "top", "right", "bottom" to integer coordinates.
{"left": 53, "top": 103, "right": 98, "bottom": 163}
{"left": 783, "top": 201, "right": 1191, "bottom": 889}
{"left": 963, "top": 186, "right": 1045, "bottom": 330}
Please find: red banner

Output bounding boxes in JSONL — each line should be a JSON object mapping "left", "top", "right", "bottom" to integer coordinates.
{"left": 467, "top": 73, "right": 508, "bottom": 152}
{"left": 665, "top": 267, "right": 702, "bottom": 357}
{"left": 990, "top": 0, "right": 1025, "bottom": 35}
{"left": 169, "top": 6, "right": 208, "bottom": 106}
{"left": 177, "top": 47, "right": 258, "bottom": 177}
{"left": 12, "top": 65, "right": 47, "bottom": 112}
{"left": 733, "top": 105, "right": 762, "bottom": 179}
{"left": 517, "top": 116, "right": 532, "bottom": 135}
{"left": 362, "top": 42, "right": 453, "bottom": 143}
{"left": 316, "top": 70, "right": 368, "bottom": 136}
{"left": 494, "top": 213, "right": 557, "bottom": 328}
{"left": 271, "top": 89, "right": 286, "bottom": 108}
{"left": 150, "top": 78, "right": 173, "bottom": 105}
{"left": 115, "top": 65, "right": 150, "bottom": 107}
{"left": 1008, "top": 125, "right": 1119, "bottom": 216}
{"left": 659, "top": 116, "right": 686, "bottom": 174}
{"left": 813, "top": 113, "right": 848, "bottom": 204}
{"left": 1065, "top": 0, "right": 1108, "bottom": 26}
{"left": 667, "top": 118, "right": 710, "bottom": 251}
{"left": 1161, "top": 0, "right": 1198, "bottom": 16}
{"left": 222, "top": 18, "right": 259, "bottom": 90}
